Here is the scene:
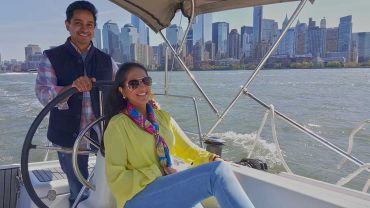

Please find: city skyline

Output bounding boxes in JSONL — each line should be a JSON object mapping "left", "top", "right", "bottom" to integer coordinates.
{"left": 1, "top": 0, "right": 370, "bottom": 61}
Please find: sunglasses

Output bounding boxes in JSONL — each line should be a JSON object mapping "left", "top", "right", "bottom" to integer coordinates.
{"left": 125, "top": 76, "right": 152, "bottom": 90}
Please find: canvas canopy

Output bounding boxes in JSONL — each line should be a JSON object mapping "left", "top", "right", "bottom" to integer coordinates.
{"left": 109, "top": 0, "right": 314, "bottom": 32}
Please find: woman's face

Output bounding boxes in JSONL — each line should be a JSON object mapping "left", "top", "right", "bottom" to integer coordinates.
{"left": 119, "top": 67, "right": 151, "bottom": 109}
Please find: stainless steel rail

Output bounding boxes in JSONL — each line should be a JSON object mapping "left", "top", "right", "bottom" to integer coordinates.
{"left": 155, "top": 93, "right": 204, "bottom": 147}
{"left": 244, "top": 91, "right": 366, "bottom": 168}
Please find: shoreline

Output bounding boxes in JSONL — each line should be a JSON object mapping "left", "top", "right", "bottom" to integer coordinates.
{"left": 1, "top": 66, "right": 370, "bottom": 74}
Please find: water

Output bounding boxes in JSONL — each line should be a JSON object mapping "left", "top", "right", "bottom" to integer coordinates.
{"left": 1, "top": 68, "right": 370, "bottom": 192}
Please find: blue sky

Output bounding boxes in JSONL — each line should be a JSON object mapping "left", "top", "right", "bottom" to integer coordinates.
{"left": 1, "top": 0, "right": 369, "bottom": 61}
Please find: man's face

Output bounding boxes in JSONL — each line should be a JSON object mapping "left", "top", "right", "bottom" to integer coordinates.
{"left": 65, "top": 9, "right": 95, "bottom": 48}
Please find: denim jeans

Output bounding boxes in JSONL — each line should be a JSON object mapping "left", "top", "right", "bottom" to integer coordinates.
{"left": 57, "top": 152, "right": 89, "bottom": 206}
{"left": 124, "top": 161, "right": 255, "bottom": 208}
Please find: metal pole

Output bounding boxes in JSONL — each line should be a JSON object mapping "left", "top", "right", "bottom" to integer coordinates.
{"left": 99, "top": 90, "right": 104, "bottom": 140}
{"left": 164, "top": 47, "right": 169, "bottom": 95}
{"left": 192, "top": 97, "right": 204, "bottom": 148}
{"left": 206, "top": 0, "right": 309, "bottom": 135}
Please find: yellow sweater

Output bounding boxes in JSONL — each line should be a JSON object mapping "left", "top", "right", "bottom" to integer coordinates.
{"left": 104, "top": 109, "right": 213, "bottom": 208}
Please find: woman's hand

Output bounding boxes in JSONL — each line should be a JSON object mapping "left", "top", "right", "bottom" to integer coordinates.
{"left": 163, "top": 167, "right": 178, "bottom": 175}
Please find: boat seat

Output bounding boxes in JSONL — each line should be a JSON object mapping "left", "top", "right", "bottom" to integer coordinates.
{"left": 77, "top": 151, "right": 116, "bottom": 208}
{"left": 0, "top": 164, "right": 20, "bottom": 208}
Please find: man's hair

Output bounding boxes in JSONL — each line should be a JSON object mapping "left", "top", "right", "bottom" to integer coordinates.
{"left": 66, "top": 1, "right": 97, "bottom": 26}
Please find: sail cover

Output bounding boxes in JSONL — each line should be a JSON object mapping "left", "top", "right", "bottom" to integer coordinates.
{"left": 109, "top": 0, "right": 310, "bottom": 32}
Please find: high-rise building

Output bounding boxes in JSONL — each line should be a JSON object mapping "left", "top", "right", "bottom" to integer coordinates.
{"left": 278, "top": 15, "right": 295, "bottom": 57}
{"left": 320, "top": 18, "right": 326, "bottom": 29}
{"left": 295, "top": 21, "right": 308, "bottom": 55}
{"left": 307, "top": 25, "right": 326, "bottom": 57}
{"left": 93, "top": 28, "right": 102, "bottom": 49}
{"left": 262, "top": 19, "right": 278, "bottom": 44}
{"left": 240, "top": 26, "right": 253, "bottom": 58}
{"left": 253, "top": 6, "right": 263, "bottom": 44}
{"left": 326, "top": 28, "right": 338, "bottom": 53}
{"left": 204, "top": 41, "right": 215, "bottom": 61}
{"left": 166, "top": 24, "right": 184, "bottom": 47}
{"left": 278, "top": 28, "right": 295, "bottom": 57}
{"left": 193, "top": 41, "right": 204, "bottom": 67}
{"left": 130, "top": 43, "right": 153, "bottom": 68}
{"left": 212, "top": 22, "right": 229, "bottom": 58}
{"left": 131, "top": 15, "right": 149, "bottom": 45}
{"left": 306, "top": 18, "right": 326, "bottom": 57}
{"left": 192, "top": 14, "right": 212, "bottom": 45}
{"left": 308, "top": 17, "right": 316, "bottom": 28}
{"left": 120, "top": 24, "right": 138, "bottom": 62}
{"left": 186, "top": 28, "right": 193, "bottom": 56}
{"left": 103, "top": 21, "right": 121, "bottom": 62}
{"left": 25, "top": 44, "right": 41, "bottom": 61}
{"left": 352, "top": 32, "right": 370, "bottom": 63}
{"left": 228, "top": 29, "right": 241, "bottom": 59}
{"left": 338, "top": 15, "right": 353, "bottom": 60}
{"left": 282, "top": 15, "right": 289, "bottom": 29}
{"left": 241, "top": 26, "right": 253, "bottom": 37}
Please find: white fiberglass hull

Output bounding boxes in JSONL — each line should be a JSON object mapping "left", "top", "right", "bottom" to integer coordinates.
{"left": 2, "top": 160, "right": 369, "bottom": 208}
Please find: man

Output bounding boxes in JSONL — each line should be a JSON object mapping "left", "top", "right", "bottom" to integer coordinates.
{"left": 35, "top": 1, "right": 118, "bottom": 206}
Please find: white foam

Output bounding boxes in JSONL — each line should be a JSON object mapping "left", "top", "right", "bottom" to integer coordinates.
{"left": 211, "top": 131, "right": 285, "bottom": 171}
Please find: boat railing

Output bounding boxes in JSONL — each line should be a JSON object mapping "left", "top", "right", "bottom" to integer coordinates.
{"left": 243, "top": 90, "right": 370, "bottom": 192}
{"left": 155, "top": 93, "right": 205, "bottom": 148}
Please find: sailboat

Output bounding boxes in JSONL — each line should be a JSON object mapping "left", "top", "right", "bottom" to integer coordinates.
{"left": 1, "top": 0, "right": 370, "bottom": 207}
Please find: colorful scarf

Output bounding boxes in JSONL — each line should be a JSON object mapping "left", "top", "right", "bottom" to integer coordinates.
{"left": 125, "top": 102, "right": 172, "bottom": 174}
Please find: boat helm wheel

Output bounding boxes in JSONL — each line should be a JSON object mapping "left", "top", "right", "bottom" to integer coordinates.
{"left": 21, "top": 81, "right": 112, "bottom": 208}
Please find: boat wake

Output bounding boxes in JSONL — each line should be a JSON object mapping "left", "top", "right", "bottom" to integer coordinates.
{"left": 211, "top": 131, "right": 285, "bottom": 173}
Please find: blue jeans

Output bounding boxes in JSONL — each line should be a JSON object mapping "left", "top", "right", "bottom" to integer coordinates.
{"left": 57, "top": 152, "right": 89, "bottom": 206}
{"left": 125, "top": 161, "right": 255, "bottom": 208}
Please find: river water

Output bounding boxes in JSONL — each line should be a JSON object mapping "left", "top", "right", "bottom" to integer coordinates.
{"left": 1, "top": 68, "right": 370, "bottom": 191}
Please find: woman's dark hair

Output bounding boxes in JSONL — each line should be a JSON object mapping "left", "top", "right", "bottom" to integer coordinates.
{"left": 105, "top": 62, "right": 148, "bottom": 128}
{"left": 66, "top": 1, "right": 98, "bottom": 26}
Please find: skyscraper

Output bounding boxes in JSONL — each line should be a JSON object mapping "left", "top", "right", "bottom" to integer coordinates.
{"left": 295, "top": 21, "right": 308, "bottom": 55}
{"left": 24, "top": 44, "right": 41, "bottom": 61}
{"left": 166, "top": 24, "right": 184, "bottom": 47}
{"left": 186, "top": 28, "right": 193, "bottom": 56}
{"left": 102, "top": 21, "right": 121, "bottom": 62}
{"left": 262, "top": 19, "right": 278, "bottom": 44}
{"left": 307, "top": 24, "right": 326, "bottom": 57}
{"left": 253, "top": 6, "right": 263, "bottom": 44}
{"left": 228, "top": 29, "right": 241, "bottom": 59}
{"left": 338, "top": 15, "right": 352, "bottom": 59}
{"left": 212, "top": 22, "right": 229, "bottom": 58}
{"left": 352, "top": 32, "right": 370, "bottom": 63}
{"left": 240, "top": 26, "right": 253, "bottom": 58}
{"left": 120, "top": 24, "right": 138, "bottom": 62}
{"left": 278, "top": 28, "right": 295, "bottom": 57}
{"left": 93, "top": 28, "right": 102, "bottom": 50}
{"left": 320, "top": 18, "right": 327, "bottom": 29}
{"left": 326, "top": 28, "right": 338, "bottom": 53}
{"left": 192, "top": 14, "right": 212, "bottom": 45}
{"left": 278, "top": 15, "right": 295, "bottom": 57}
{"left": 131, "top": 15, "right": 149, "bottom": 45}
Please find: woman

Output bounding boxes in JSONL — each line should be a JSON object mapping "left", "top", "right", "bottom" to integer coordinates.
{"left": 104, "top": 62, "right": 255, "bottom": 208}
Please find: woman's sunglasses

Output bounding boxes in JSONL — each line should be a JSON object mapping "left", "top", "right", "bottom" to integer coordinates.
{"left": 125, "top": 76, "right": 152, "bottom": 90}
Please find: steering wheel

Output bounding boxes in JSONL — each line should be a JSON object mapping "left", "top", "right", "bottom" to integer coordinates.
{"left": 21, "top": 81, "right": 113, "bottom": 208}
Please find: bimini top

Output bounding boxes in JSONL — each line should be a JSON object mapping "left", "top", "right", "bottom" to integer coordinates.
{"left": 110, "top": 0, "right": 314, "bottom": 32}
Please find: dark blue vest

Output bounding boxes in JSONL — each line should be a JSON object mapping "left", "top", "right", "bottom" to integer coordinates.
{"left": 45, "top": 39, "right": 112, "bottom": 147}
